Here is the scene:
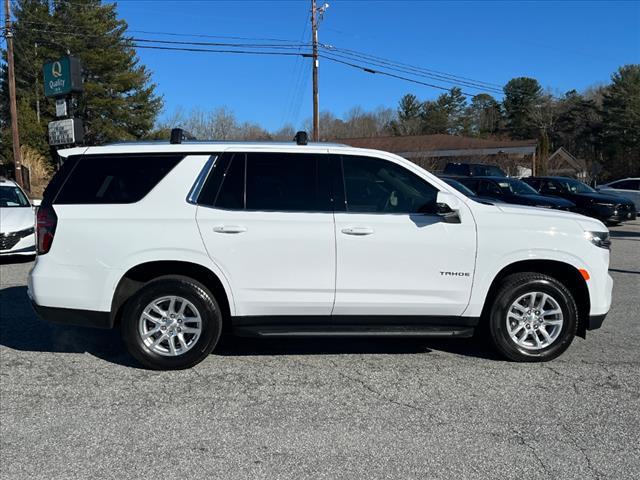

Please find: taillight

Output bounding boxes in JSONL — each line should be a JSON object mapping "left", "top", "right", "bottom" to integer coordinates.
{"left": 36, "top": 205, "right": 58, "bottom": 255}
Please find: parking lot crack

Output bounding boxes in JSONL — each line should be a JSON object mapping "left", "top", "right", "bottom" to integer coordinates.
{"left": 328, "top": 359, "right": 426, "bottom": 413}
{"left": 512, "top": 428, "right": 551, "bottom": 478}
{"left": 560, "top": 424, "right": 604, "bottom": 479}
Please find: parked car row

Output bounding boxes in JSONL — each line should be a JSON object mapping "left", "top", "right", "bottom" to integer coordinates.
{"left": 439, "top": 164, "right": 637, "bottom": 225}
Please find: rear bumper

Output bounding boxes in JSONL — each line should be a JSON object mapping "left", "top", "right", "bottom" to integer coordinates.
{"left": 31, "top": 301, "right": 113, "bottom": 329}
{"left": 587, "top": 313, "right": 607, "bottom": 331}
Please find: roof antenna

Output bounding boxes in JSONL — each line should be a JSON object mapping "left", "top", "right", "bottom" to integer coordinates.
{"left": 294, "top": 131, "right": 308, "bottom": 145}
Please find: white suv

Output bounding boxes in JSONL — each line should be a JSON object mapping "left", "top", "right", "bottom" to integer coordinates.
{"left": 28, "top": 136, "right": 613, "bottom": 369}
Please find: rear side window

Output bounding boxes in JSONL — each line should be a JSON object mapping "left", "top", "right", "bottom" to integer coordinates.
{"left": 246, "top": 153, "right": 330, "bottom": 211}
{"left": 216, "top": 153, "right": 245, "bottom": 209}
{"left": 54, "top": 154, "right": 184, "bottom": 204}
{"left": 198, "top": 152, "right": 333, "bottom": 212}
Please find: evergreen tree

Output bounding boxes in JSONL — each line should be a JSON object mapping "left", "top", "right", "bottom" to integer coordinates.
{"left": 1, "top": 0, "right": 162, "bottom": 164}
{"left": 502, "top": 77, "right": 543, "bottom": 139}
{"left": 391, "top": 93, "right": 423, "bottom": 135}
{"left": 466, "top": 93, "right": 502, "bottom": 137}
{"left": 420, "top": 88, "right": 467, "bottom": 135}
{"left": 601, "top": 65, "right": 640, "bottom": 177}
{"left": 551, "top": 90, "right": 602, "bottom": 170}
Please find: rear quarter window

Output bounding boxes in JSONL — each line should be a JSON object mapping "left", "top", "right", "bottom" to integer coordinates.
{"left": 54, "top": 154, "right": 184, "bottom": 204}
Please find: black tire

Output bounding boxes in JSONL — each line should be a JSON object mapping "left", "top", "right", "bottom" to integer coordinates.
{"left": 488, "top": 272, "right": 578, "bottom": 362}
{"left": 121, "top": 276, "right": 222, "bottom": 370}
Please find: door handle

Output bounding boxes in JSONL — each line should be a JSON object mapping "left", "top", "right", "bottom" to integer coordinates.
{"left": 341, "top": 226, "right": 374, "bottom": 236}
{"left": 213, "top": 225, "right": 247, "bottom": 234}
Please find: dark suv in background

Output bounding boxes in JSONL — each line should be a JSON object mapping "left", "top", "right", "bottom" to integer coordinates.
{"left": 455, "top": 176, "right": 576, "bottom": 211}
{"left": 523, "top": 176, "right": 637, "bottom": 224}
{"left": 443, "top": 162, "right": 507, "bottom": 177}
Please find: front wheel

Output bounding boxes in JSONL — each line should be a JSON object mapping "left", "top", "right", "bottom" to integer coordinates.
{"left": 488, "top": 273, "right": 578, "bottom": 362}
{"left": 121, "top": 276, "right": 222, "bottom": 370}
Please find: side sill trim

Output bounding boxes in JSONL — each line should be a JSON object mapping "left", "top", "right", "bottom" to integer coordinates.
{"left": 233, "top": 324, "right": 474, "bottom": 339}
{"left": 231, "top": 315, "right": 479, "bottom": 327}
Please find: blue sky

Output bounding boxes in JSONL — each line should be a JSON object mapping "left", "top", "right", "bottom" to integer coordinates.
{"left": 114, "top": 0, "right": 640, "bottom": 131}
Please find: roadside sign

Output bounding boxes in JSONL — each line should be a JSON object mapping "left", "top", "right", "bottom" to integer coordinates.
{"left": 55, "top": 98, "right": 68, "bottom": 117}
{"left": 43, "top": 56, "right": 83, "bottom": 98}
{"left": 48, "top": 118, "right": 84, "bottom": 146}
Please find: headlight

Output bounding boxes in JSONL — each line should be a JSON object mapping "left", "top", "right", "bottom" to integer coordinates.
{"left": 584, "top": 231, "right": 611, "bottom": 250}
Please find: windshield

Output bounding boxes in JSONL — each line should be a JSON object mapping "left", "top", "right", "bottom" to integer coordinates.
{"left": 443, "top": 178, "right": 476, "bottom": 197}
{"left": 559, "top": 178, "right": 596, "bottom": 194}
{"left": 495, "top": 179, "right": 539, "bottom": 195}
{"left": 0, "top": 185, "right": 31, "bottom": 208}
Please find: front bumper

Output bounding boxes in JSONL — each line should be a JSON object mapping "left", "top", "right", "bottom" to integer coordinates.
{"left": 0, "top": 231, "right": 35, "bottom": 255}
{"left": 31, "top": 301, "right": 113, "bottom": 329}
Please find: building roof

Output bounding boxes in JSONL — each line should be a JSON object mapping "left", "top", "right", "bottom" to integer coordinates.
{"left": 340, "top": 134, "right": 538, "bottom": 158}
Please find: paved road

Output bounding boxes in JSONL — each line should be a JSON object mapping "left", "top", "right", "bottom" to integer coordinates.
{"left": 1, "top": 221, "right": 639, "bottom": 479}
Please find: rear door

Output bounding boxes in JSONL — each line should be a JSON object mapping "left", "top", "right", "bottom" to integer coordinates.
{"left": 332, "top": 154, "right": 476, "bottom": 318}
{"left": 196, "top": 151, "right": 336, "bottom": 317}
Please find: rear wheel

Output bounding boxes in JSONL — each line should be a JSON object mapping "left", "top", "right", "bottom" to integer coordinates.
{"left": 488, "top": 273, "right": 578, "bottom": 362}
{"left": 121, "top": 276, "right": 222, "bottom": 370}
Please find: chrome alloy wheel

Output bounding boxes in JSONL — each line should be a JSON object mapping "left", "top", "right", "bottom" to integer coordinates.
{"left": 138, "top": 296, "right": 202, "bottom": 356}
{"left": 506, "top": 291, "right": 564, "bottom": 351}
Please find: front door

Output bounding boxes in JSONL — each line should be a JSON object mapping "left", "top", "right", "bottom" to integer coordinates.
{"left": 332, "top": 154, "right": 477, "bottom": 318}
{"left": 196, "top": 152, "right": 336, "bottom": 317}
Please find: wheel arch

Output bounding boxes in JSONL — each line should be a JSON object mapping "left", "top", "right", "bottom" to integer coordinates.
{"left": 480, "top": 259, "right": 590, "bottom": 338}
{"left": 110, "top": 260, "right": 233, "bottom": 330}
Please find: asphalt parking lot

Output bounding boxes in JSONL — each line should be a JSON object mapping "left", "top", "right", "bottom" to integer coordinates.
{"left": 1, "top": 221, "right": 639, "bottom": 480}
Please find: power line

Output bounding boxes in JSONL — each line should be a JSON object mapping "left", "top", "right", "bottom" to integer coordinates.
{"left": 320, "top": 48, "right": 504, "bottom": 95}
{"left": 132, "top": 44, "right": 306, "bottom": 57}
{"left": 321, "top": 46, "right": 504, "bottom": 94}
{"left": 18, "top": 25, "right": 524, "bottom": 98}
{"left": 282, "top": 10, "right": 311, "bottom": 128}
{"left": 320, "top": 53, "right": 477, "bottom": 97}
{"left": 323, "top": 45, "right": 504, "bottom": 90}
{"left": 18, "top": 19, "right": 304, "bottom": 44}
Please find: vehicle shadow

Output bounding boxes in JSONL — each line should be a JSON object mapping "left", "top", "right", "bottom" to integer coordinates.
{"left": 0, "top": 255, "right": 35, "bottom": 265}
{"left": 0, "top": 286, "right": 138, "bottom": 368}
{"left": 0, "top": 285, "right": 501, "bottom": 367}
{"left": 216, "top": 335, "right": 500, "bottom": 361}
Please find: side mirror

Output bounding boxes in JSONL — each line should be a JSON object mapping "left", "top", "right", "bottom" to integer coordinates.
{"left": 437, "top": 191, "right": 462, "bottom": 224}
{"left": 31, "top": 199, "right": 42, "bottom": 207}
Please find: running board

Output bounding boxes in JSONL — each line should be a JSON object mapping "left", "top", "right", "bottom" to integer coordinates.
{"left": 232, "top": 325, "right": 474, "bottom": 338}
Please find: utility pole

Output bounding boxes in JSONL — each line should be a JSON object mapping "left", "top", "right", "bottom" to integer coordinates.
{"left": 310, "top": 1, "right": 328, "bottom": 142}
{"left": 311, "top": 0, "right": 319, "bottom": 142}
{"left": 4, "top": 0, "right": 23, "bottom": 187}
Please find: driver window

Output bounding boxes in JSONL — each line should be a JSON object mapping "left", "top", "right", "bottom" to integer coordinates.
{"left": 341, "top": 155, "right": 438, "bottom": 214}
{"left": 478, "top": 180, "right": 502, "bottom": 196}
{"left": 542, "top": 180, "right": 559, "bottom": 193}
